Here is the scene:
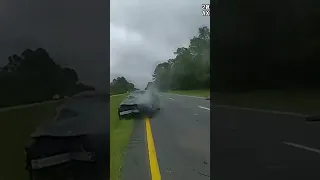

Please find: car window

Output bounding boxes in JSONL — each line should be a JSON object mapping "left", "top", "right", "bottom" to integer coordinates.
{"left": 57, "top": 108, "right": 78, "bottom": 121}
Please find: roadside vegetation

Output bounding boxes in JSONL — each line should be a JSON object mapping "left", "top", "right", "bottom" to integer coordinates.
{"left": 151, "top": 26, "right": 210, "bottom": 95}
{"left": 0, "top": 48, "right": 94, "bottom": 108}
{"left": 110, "top": 94, "right": 134, "bottom": 180}
{"left": 110, "top": 77, "right": 137, "bottom": 95}
{"left": 109, "top": 69, "right": 138, "bottom": 180}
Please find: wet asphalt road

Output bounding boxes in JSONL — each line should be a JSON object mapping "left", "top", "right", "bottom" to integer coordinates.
{"left": 212, "top": 103, "right": 320, "bottom": 180}
{"left": 121, "top": 93, "right": 210, "bottom": 180}
{"left": 122, "top": 93, "right": 320, "bottom": 180}
{"left": 29, "top": 96, "right": 110, "bottom": 180}
{"left": 151, "top": 93, "right": 211, "bottom": 180}
{"left": 34, "top": 96, "right": 110, "bottom": 136}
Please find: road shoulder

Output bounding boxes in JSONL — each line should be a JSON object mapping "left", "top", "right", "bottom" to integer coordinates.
{"left": 121, "top": 119, "right": 151, "bottom": 180}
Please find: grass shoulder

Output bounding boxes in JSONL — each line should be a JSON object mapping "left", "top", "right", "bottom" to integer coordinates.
{"left": 213, "top": 89, "right": 320, "bottom": 114}
{"left": 110, "top": 94, "right": 134, "bottom": 180}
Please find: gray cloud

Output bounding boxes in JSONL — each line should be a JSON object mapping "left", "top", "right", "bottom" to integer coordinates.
{"left": 111, "top": 0, "right": 210, "bottom": 89}
{"left": 0, "top": 0, "right": 109, "bottom": 91}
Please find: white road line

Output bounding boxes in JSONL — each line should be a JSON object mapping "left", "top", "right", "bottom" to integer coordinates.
{"left": 283, "top": 142, "right": 320, "bottom": 154}
{"left": 168, "top": 97, "right": 174, "bottom": 100}
{"left": 198, "top": 106, "right": 210, "bottom": 111}
{"left": 214, "top": 105, "right": 307, "bottom": 117}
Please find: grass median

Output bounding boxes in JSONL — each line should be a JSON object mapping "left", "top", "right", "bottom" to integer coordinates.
{"left": 168, "top": 89, "right": 320, "bottom": 114}
{"left": 110, "top": 94, "right": 134, "bottom": 180}
{"left": 213, "top": 89, "right": 320, "bottom": 114}
{"left": 0, "top": 101, "right": 63, "bottom": 180}
{"left": 169, "top": 89, "right": 210, "bottom": 97}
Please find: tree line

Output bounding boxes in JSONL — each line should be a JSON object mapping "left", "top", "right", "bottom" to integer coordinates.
{"left": 0, "top": 48, "right": 94, "bottom": 107}
{"left": 211, "top": 0, "right": 320, "bottom": 92}
{"left": 110, "top": 77, "right": 136, "bottom": 95}
{"left": 151, "top": 26, "right": 210, "bottom": 91}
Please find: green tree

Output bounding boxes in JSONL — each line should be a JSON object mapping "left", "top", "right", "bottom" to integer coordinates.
{"left": 152, "top": 26, "right": 210, "bottom": 91}
{"left": 110, "top": 76, "right": 135, "bottom": 95}
{"left": 0, "top": 48, "right": 93, "bottom": 107}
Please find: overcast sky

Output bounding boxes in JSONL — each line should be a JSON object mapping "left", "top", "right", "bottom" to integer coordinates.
{"left": 111, "top": 0, "right": 210, "bottom": 89}
{"left": 0, "top": 0, "right": 209, "bottom": 91}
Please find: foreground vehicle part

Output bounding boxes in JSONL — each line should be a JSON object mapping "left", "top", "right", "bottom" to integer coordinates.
{"left": 25, "top": 92, "right": 110, "bottom": 180}
{"left": 25, "top": 135, "right": 109, "bottom": 180}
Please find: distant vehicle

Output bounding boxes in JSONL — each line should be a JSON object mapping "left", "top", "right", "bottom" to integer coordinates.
{"left": 25, "top": 91, "right": 109, "bottom": 180}
{"left": 118, "top": 90, "right": 160, "bottom": 119}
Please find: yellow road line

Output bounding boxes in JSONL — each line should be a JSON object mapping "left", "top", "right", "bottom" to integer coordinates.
{"left": 145, "top": 118, "right": 161, "bottom": 180}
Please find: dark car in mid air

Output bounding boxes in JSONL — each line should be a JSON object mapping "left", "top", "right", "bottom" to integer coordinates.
{"left": 118, "top": 90, "right": 160, "bottom": 119}
{"left": 25, "top": 91, "right": 109, "bottom": 180}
